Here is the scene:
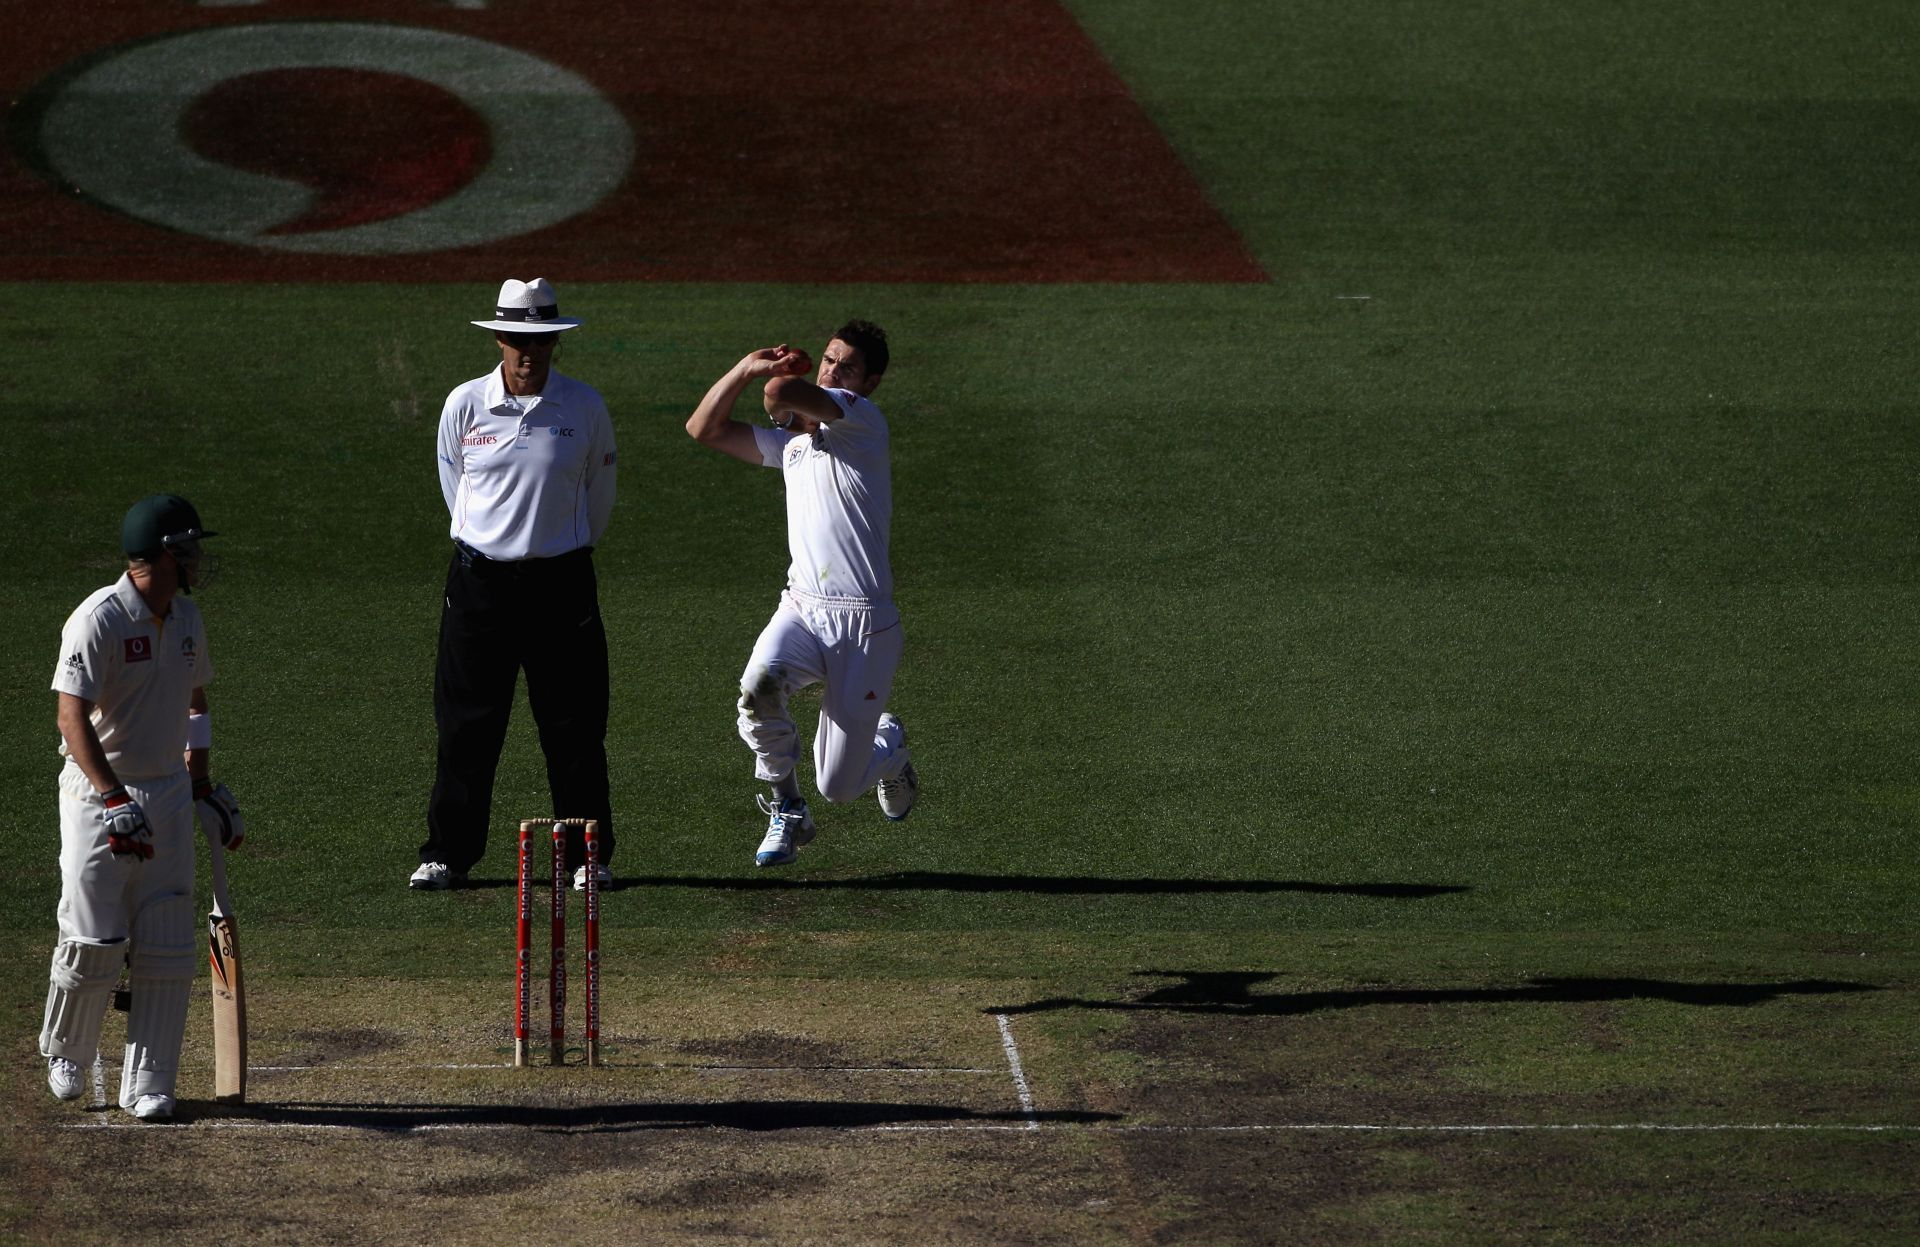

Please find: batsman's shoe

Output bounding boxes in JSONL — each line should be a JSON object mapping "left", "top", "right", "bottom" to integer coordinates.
{"left": 408, "top": 862, "right": 466, "bottom": 891}
{"left": 47, "top": 1056, "right": 84, "bottom": 1102}
{"left": 875, "top": 714, "right": 919, "bottom": 821}
{"left": 573, "top": 863, "right": 613, "bottom": 892}
{"left": 128, "top": 1093, "right": 174, "bottom": 1122}
{"left": 754, "top": 794, "right": 816, "bottom": 867}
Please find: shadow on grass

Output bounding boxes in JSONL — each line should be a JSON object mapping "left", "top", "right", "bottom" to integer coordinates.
{"left": 482, "top": 873, "right": 1469, "bottom": 899}
{"left": 991, "top": 971, "right": 1882, "bottom": 1016}
{"left": 186, "top": 1099, "right": 1115, "bottom": 1133}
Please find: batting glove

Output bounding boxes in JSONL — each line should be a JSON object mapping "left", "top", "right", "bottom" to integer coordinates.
{"left": 193, "top": 780, "right": 245, "bottom": 849}
{"left": 101, "top": 788, "right": 154, "bottom": 860}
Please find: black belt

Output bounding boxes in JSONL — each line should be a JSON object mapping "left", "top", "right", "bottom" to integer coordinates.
{"left": 454, "top": 540, "right": 591, "bottom": 570}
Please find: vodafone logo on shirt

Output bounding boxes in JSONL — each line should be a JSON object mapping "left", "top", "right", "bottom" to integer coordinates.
{"left": 124, "top": 637, "right": 152, "bottom": 663}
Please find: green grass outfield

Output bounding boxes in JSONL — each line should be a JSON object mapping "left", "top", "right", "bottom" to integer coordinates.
{"left": 3, "top": 2, "right": 1917, "bottom": 1243}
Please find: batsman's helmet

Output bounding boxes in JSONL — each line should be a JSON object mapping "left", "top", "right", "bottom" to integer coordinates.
{"left": 122, "top": 494, "right": 216, "bottom": 562}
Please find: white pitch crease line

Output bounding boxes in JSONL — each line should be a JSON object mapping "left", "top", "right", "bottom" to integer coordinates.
{"left": 992, "top": 1013, "right": 1040, "bottom": 1131}
{"left": 251, "top": 1064, "right": 510, "bottom": 1072}
{"left": 870, "top": 1123, "right": 1920, "bottom": 1134}
{"left": 59, "top": 1120, "right": 1920, "bottom": 1135}
{"left": 66, "top": 1122, "right": 523, "bottom": 1133}
{"left": 696, "top": 1067, "right": 999, "bottom": 1075}
{"left": 1074, "top": 1123, "right": 1920, "bottom": 1135}
{"left": 248, "top": 1064, "right": 997, "bottom": 1074}
{"left": 89, "top": 1055, "right": 109, "bottom": 1121}
{"left": 1194, "top": 1123, "right": 1920, "bottom": 1134}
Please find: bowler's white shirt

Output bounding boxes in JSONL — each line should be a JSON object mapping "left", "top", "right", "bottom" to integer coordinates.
{"left": 438, "top": 367, "right": 617, "bottom": 560}
{"left": 50, "top": 574, "right": 211, "bottom": 782}
{"left": 751, "top": 388, "right": 893, "bottom": 603}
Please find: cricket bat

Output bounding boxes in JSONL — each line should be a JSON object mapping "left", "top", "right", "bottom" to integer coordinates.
{"left": 205, "top": 825, "right": 246, "bottom": 1103}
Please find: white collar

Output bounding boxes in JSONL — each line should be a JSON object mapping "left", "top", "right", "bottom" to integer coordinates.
{"left": 487, "top": 367, "right": 557, "bottom": 413}
{"left": 114, "top": 572, "right": 156, "bottom": 623}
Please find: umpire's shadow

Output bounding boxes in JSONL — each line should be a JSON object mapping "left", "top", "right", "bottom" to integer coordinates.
{"left": 457, "top": 877, "right": 626, "bottom": 892}
{"left": 989, "top": 970, "right": 1881, "bottom": 1016}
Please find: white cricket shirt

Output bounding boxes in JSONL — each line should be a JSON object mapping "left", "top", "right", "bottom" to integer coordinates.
{"left": 50, "top": 574, "right": 211, "bottom": 782}
{"left": 751, "top": 388, "right": 893, "bottom": 603}
{"left": 437, "top": 366, "right": 617, "bottom": 560}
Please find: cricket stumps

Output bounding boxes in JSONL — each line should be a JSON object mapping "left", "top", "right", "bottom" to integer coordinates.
{"left": 514, "top": 818, "right": 601, "bottom": 1067}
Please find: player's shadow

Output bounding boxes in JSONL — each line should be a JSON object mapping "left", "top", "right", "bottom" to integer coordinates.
{"left": 194, "top": 1099, "right": 1117, "bottom": 1133}
{"left": 461, "top": 877, "right": 628, "bottom": 893}
{"left": 617, "top": 872, "right": 1469, "bottom": 900}
{"left": 990, "top": 970, "right": 1881, "bottom": 1016}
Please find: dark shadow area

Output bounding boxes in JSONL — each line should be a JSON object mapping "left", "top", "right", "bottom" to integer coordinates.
{"left": 457, "top": 878, "right": 632, "bottom": 893}
{"left": 182, "top": 1098, "right": 1116, "bottom": 1133}
{"left": 991, "top": 970, "right": 1882, "bottom": 1016}
{"left": 599, "top": 872, "right": 1470, "bottom": 899}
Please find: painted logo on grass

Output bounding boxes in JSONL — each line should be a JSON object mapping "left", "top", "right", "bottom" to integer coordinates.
{"left": 2, "top": 1, "right": 1261, "bottom": 282}
{"left": 35, "top": 23, "right": 631, "bottom": 255}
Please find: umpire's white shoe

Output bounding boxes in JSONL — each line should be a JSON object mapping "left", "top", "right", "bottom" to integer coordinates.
{"left": 129, "top": 1094, "right": 175, "bottom": 1121}
{"left": 408, "top": 862, "right": 465, "bottom": 890}
{"left": 754, "top": 794, "right": 816, "bottom": 867}
{"left": 47, "top": 1056, "right": 84, "bottom": 1102}
{"left": 573, "top": 863, "right": 613, "bottom": 891}
{"left": 875, "top": 714, "right": 919, "bottom": 821}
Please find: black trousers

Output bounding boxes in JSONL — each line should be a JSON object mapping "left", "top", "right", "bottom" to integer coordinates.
{"left": 422, "top": 544, "right": 614, "bottom": 874}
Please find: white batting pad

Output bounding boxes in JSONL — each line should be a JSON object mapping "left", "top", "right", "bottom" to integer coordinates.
{"left": 128, "top": 892, "right": 197, "bottom": 981}
{"left": 119, "top": 894, "right": 197, "bottom": 1105}
{"left": 120, "top": 978, "right": 192, "bottom": 1107}
{"left": 39, "top": 939, "right": 125, "bottom": 1063}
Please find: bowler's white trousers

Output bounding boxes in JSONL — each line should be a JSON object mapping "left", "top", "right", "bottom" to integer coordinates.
{"left": 737, "top": 590, "right": 908, "bottom": 804}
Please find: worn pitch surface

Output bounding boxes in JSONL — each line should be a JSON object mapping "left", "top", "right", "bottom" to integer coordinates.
{"left": 10, "top": 948, "right": 1917, "bottom": 1244}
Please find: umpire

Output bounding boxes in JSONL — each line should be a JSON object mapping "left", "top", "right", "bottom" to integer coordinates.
{"left": 414, "top": 278, "right": 618, "bottom": 891}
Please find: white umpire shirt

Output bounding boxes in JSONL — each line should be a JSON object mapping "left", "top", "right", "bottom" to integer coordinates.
{"left": 437, "top": 367, "right": 617, "bottom": 560}
{"left": 50, "top": 574, "right": 211, "bottom": 782}
{"left": 751, "top": 388, "right": 894, "bottom": 604}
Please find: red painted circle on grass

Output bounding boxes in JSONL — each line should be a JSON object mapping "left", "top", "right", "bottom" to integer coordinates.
{"left": 180, "top": 68, "right": 492, "bottom": 236}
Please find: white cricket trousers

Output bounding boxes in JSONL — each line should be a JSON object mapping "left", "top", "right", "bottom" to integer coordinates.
{"left": 42, "top": 763, "right": 197, "bottom": 1105}
{"left": 737, "top": 590, "right": 908, "bottom": 804}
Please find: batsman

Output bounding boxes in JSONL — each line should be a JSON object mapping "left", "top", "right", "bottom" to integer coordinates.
{"left": 39, "top": 495, "right": 246, "bottom": 1121}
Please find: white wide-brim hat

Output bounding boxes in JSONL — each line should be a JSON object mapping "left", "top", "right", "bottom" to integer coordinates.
{"left": 471, "top": 278, "right": 582, "bottom": 333}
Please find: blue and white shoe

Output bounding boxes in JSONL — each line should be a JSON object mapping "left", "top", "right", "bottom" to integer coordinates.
{"left": 754, "top": 794, "right": 816, "bottom": 867}
{"left": 876, "top": 714, "right": 919, "bottom": 821}
{"left": 878, "top": 762, "right": 919, "bottom": 821}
